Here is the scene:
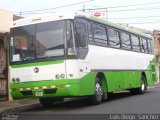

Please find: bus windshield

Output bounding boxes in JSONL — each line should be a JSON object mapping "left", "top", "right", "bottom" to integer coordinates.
{"left": 10, "top": 20, "right": 65, "bottom": 64}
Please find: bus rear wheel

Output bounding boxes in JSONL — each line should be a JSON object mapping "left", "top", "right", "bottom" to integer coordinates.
{"left": 138, "top": 75, "right": 147, "bottom": 94}
{"left": 91, "top": 77, "right": 103, "bottom": 105}
{"left": 130, "top": 75, "right": 147, "bottom": 94}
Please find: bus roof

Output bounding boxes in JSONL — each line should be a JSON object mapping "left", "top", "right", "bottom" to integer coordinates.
{"left": 11, "top": 12, "right": 152, "bottom": 39}
{"left": 11, "top": 12, "right": 83, "bottom": 28}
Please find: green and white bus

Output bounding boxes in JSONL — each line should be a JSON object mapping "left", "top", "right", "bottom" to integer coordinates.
{"left": 10, "top": 12, "right": 157, "bottom": 106}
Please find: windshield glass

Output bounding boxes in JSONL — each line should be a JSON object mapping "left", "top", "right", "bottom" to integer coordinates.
{"left": 10, "top": 20, "right": 65, "bottom": 64}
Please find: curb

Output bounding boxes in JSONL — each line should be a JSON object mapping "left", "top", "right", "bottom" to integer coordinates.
{"left": 0, "top": 102, "right": 40, "bottom": 113}
{"left": 148, "top": 84, "right": 160, "bottom": 89}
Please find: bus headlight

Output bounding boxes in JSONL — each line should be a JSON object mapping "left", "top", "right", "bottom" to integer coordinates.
{"left": 12, "top": 78, "right": 15, "bottom": 83}
{"left": 61, "top": 74, "right": 65, "bottom": 79}
{"left": 16, "top": 78, "right": 20, "bottom": 83}
{"left": 55, "top": 74, "right": 60, "bottom": 79}
{"left": 55, "top": 74, "right": 65, "bottom": 79}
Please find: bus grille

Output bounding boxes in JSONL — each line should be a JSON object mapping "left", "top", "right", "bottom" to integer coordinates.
{"left": 43, "top": 88, "right": 57, "bottom": 94}
{"left": 20, "top": 90, "right": 33, "bottom": 96}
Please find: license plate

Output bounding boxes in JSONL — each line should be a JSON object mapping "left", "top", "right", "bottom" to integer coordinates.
{"left": 35, "top": 92, "right": 43, "bottom": 96}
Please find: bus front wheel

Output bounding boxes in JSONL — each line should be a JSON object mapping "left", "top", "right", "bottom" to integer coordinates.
{"left": 90, "top": 77, "right": 103, "bottom": 105}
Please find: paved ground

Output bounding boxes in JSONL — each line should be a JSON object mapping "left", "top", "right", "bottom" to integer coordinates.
{"left": 1, "top": 85, "right": 160, "bottom": 120}
{"left": 24, "top": 86, "right": 160, "bottom": 114}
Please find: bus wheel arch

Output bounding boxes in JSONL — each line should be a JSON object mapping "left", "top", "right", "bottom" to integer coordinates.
{"left": 142, "top": 71, "right": 147, "bottom": 86}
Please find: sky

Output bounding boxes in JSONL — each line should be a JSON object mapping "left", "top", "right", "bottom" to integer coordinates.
{"left": 0, "top": 0, "right": 160, "bottom": 31}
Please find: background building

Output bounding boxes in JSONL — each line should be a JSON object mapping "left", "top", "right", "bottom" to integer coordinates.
{"left": 153, "top": 30, "right": 160, "bottom": 83}
{"left": 0, "top": 9, "right": 12, "bottom": 102}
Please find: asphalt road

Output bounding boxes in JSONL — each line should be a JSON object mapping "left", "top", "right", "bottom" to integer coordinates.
{"left": 3, "top": 86, "right": 159, "bottom": 120}
{"left": 23, "top": 86, "right": 160, "bottom": 114}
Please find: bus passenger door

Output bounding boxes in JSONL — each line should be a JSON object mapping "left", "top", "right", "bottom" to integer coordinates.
{"left": 74, "top": 17, "right": 92, "bottom": 95}
{"left": 74, "top": 17, "right": 90, "bottom": 76}
{"left": 65, "top": 18, "right": 90, "bottom": 80}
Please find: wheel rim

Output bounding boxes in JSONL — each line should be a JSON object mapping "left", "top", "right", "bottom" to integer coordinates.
{"left": 141, "top": 80, "right": 145, "bottom": 92}
{"left": 95, "top": 82, "right": 103, "bottom": 101}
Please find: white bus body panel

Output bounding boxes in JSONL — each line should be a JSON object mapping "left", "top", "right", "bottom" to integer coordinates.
{"left": 86, "top": 45, "right": 154, "bottom": 71}
{"left": 10, "top": 62, "right": 66, "bottom": 83}
{"left": 10, "top": 45, "right": 154, "bottom": 83}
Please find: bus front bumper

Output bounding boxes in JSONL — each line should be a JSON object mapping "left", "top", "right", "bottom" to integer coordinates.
{"left": 10, "top": 80, "right": 81, "bottom": 100}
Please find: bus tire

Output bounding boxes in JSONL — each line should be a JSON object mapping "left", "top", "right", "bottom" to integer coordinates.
{"left": 138, "top": 75, "right": 147, "bottom": 94}
{"left": 39, "top": 98, "right": 54, "bottom": 107}
{"left": 130, "top": 75, "right": 147, "bottom": 94}
{"left": 91, "top": 77, "right": 103, "bottom": 105}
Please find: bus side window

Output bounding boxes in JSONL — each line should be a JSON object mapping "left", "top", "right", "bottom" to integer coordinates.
{"left": 93, "top": 23, "right": 108, "bottom": 46}
{"left": 108, "top": 28, "right": 120, "bottom": 48}
{"left": 120, "top": 32, "right": 131, "bottom": 50}
{"left": 74, "top": 18, "right": 88, "bottom": 59}
{"left": 131, "top": 35, "right": 140, "bottom": 52}
{"left": 141, "top": 38, "right": 148, "bottom": 53}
